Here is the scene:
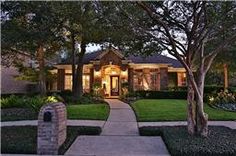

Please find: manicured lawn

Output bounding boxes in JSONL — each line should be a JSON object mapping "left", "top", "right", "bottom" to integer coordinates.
{"left": 67, "top": 104, "right": 110, "bottom": 120}
{"left": 140, "top": 126, "right": 236, "bottom": 156}
{"left": 1, "top": 126, "right": 101, "bottom": 154}
{"left": 132, "top": 99, "right": 236, "bottom": 121}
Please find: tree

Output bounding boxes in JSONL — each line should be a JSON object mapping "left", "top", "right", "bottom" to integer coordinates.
{"left": 54, "top": 1, "right": 110, "bottom": 100}
{"left": 1, "top": 1, "right": 62, "bottom": 96}
{"left": 107, "top": 1, "right": 236, "bottom": 136}
{"left": 206, "top": 48, "right": 236, "bottom": 87}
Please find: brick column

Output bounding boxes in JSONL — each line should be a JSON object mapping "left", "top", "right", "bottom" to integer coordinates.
{"left": 57, "top": 69, "right": 65, "bottom": 91}
{"left": 160, "top": 67, "right": 168, "bottom": 90}
{"left": 128, "top": 68, "right": 134, "bottom": 91}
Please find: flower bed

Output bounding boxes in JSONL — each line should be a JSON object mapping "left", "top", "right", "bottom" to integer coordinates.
{"left": 209, "top": 89, "right": 236, "bottom": 112}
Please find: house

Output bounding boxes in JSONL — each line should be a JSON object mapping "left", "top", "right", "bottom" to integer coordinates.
{"left": 55, "top": 48, "right": 186, "bottom": 98}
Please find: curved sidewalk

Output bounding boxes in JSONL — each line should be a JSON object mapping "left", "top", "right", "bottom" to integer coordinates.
{"left": 65, "top": 99, "right": 170, "bottom": 156}
{"left": 101, "top": 99, "right": 139, "bottom": 136}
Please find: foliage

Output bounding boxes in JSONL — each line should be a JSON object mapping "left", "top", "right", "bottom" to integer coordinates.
{"left": 121, "top": 81, "right": 129, "bottom": 95}
{"left": 136, "top": 90, "right": 187, "bottom": 99}
{"left": 1, "top": 1, "right": 63, "bottom": 95}
{"left": 208, "top": 89, "right": 236, "bottom": 111}
{"left": 209, "top": 90, "right": 236, "bottom": 105}
{"left": 0, "top": 95, "right": 26, "bottom": 109}
{"left": 140, "top": 126, "right": 236, "bottom": 156}
{"left": 0, "top": 95, "right": 61, "bottom": 112}
{"left": 1, "top": 126, "right": 101, "bottom": 154}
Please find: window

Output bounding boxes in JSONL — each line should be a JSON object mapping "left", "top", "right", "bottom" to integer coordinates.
{"left": 65, "top": 75, "right": 72, "bottom": 90}
{"left": 83, "top": 75, "right": 90, "bottom": 92}
{"left": 64, "top": 74, "right": 90, "bottom": 91}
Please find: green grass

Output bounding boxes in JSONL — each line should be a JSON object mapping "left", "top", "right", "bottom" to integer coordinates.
{"left": 132, "top": 99, "right": 236, "bottom": 121}
{"left": 67, "top": 104, "right": 110, "bottom": 120}
{"left": 1, "top": 126, "right": 101, "bottom": 154}
{"left": 140, "top": 126, "right": 236, "bottom": 156}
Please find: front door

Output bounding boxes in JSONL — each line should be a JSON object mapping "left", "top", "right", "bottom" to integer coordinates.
{"left": 110, "top": 76, "right": 119, "bottom": 96}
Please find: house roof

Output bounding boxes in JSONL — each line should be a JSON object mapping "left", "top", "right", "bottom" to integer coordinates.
{"left": 59, "top": 49, "right": 183, "bottom": 68}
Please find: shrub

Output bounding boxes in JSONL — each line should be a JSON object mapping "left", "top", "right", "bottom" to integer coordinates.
{"left": 1, "top": 95, "right": 60, "bottom": 113}
{"left": 209, "top": 89, "right": 236, "bottom": 105}
{"left": 25, "top": 96, "right": 46, "bottom": 112}
{"left": 135, "top": 90, "right": 187, "bottom": 99}
{"left": 0, "top": 95, "right": 26, "bottom": 109}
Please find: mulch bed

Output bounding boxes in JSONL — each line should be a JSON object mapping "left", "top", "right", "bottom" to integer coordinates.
{"left": 140, "top": 126, "right": 236, "bottom": 156}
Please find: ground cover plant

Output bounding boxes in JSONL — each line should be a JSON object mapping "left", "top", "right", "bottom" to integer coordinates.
{"left": 140, "top": 126, "right": 236, "bottom": 156}
{"left": 1, "top": 126, "right": 101, "bottom": 154}
{"left": 132, "top": 99, "right": 236, "bottom": 121}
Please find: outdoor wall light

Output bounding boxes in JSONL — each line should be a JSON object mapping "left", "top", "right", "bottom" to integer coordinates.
{"left": 94, "top": 70, "right": 101, "bottom": 77}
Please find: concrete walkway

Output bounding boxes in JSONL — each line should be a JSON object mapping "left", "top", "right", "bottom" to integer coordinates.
{"left": 65, "top": 99, "right": 170, "bottom": 156}
{"left": 139, "top": 121, "right": 236, "bottom": 129}
{"left": 101, "top": 99, "right": 139, "bottom": 136}
{"left": 1, "top": 120, "right": 105, "bottom": 127}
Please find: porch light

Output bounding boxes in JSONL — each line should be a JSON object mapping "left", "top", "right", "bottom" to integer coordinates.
{"left": 121, "top": 70, "right": 128, "bottom": 77}
{"left": 111, "top": 70, "right": 117, "bottom": 75}
{"left": 94, "top": 70, "right": 101, "bottom": 77}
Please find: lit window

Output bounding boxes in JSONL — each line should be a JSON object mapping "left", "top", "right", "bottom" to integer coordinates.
{"left": 83, "top": 75, "right": 90, "bottom": 92}
{"left": 65, "top": 75, "right": 72, "bottom": 90}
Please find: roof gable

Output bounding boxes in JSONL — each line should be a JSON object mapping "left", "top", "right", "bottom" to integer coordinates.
{"left": 95, "top": 48, "right": 124, "bottom": 60}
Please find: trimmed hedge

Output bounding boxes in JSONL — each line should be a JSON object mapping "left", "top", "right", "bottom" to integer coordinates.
{"left": 140, "top": 126, "right": 236, "bottom": 156}
{"left": 136, "top": 90, "right": 187, "bottom": 99}
{"left": 170, "top": 86, "right": 236, "bottom": 94}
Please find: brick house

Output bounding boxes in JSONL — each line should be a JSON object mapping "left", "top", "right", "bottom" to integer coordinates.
{"left": 55, "top": 48, "right": 186, "bottom": 98}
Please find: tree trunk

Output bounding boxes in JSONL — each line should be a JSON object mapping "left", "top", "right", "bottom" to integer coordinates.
{"left": 71, "top": 32, "right": 77, "bottom": 98}
{"left": 37, "top": 45, "right": 46, "bottom": 96}
{"left": 186, "top": 70, "right": 208, "bottom": 137}
{"left": 187, "top": 76, "right": 196, "bottom": 135}
{"left": 74, "top": 40, "right": 86, "bottom": 100}
{"left": 223, "top": 63, "right": 228, "bottom": 89}
{"left": 195, "top": 72, "right": 208, "bottom": 137}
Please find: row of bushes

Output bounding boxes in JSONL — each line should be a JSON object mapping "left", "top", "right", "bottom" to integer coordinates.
{"left": 135, "top": 90, "right": 187, "bottom": 99}
{"left": 169, "top": 86, "right": 236, "bottom": 94}
{"left": 0, "top": 95, "right": 61, "bottom": 112}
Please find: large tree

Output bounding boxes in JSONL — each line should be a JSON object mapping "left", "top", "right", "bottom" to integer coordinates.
{"left": 108, "top": 1, "right": 236, "bottom": 136}
{"left": 54, "top": 1, "right": 109, "bottom": 100}
{"left": 1, "top": 1, "right": 62, "bottom": 96}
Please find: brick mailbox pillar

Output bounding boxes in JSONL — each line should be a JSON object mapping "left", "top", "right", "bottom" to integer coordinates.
{"left": 37, "top": 102, "right": 67, "bottom": 155}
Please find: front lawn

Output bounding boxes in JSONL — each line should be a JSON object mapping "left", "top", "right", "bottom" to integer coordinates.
{"left": 67, "top": 104, "right": 109, "bottom": 120}
{"left": 1, "top": 126, "right": 101, "bottom": 154}
{"left": 1, "top": 104, "right": 110, "bottom": 121}
{"left": 140, "top": 126, "right": 236, "bottom": 156}
{"left": 132, "top": 99, "right": 236, "bottom": 121}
